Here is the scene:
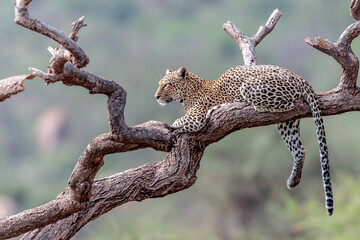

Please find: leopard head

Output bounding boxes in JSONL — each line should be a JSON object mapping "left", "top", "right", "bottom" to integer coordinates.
{"left": 155, "top": 67, "right": 188, "bottom": 105}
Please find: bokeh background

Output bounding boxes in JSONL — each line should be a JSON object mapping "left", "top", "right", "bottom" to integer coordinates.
{"left": 1, "top": 0, "right": 360, "bottom": 239}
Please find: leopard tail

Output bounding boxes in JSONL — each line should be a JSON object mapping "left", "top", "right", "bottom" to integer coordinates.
{"left": 303, "top": 85, "right": 333, "bottom": 216}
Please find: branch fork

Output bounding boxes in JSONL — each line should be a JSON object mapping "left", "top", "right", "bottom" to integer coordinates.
{"left": 305, "top": 2, "right": 360, "bottom": 93}
{"left": 223, "top": 9, "right": 282, "bottom": 66}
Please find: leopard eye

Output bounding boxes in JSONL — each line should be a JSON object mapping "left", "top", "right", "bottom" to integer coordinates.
{"left": 163, "top": 83, "right": 170, "bottom": 88}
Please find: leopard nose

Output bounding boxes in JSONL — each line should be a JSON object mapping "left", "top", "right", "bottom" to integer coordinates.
{"left": 155, "top": 95, "right": 160, "bottom": 99}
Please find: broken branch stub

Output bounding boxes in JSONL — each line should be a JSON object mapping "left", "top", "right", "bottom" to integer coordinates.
{"left": 0, "top": 74, "right": 34, "bottom": 102}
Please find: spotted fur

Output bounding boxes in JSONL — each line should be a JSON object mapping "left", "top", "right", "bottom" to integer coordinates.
{"left": 155, "top": 65, "right": 333, "bottom": 215}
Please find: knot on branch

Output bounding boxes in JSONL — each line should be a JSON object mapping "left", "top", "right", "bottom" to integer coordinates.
{"left": 69, "top": 181, "right": 92, "bottom": 202}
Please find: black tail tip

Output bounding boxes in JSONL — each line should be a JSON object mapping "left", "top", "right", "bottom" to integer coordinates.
{"left": 327, "top": 208, "right": 334, "bottom": 216}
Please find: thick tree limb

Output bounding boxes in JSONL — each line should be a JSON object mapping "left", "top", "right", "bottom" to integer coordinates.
{"left": 0, "top": 132, "right": 170, "bottom": 239}
{"left": 22, "top": 135, "right": 204, "bottom": 240}
{"left": 0, "top": 1, "right": 359, "bottom": 239}
{"left": 0, "top": 192, "right": 84, "bottom": 239}
{"left": 0, "top": 74, "right": 33, "bottom": 102}
{"left": 13, "top": 86, "right": 360, "bottom": 240}
{"left": 198, "top": 88, "right": 360, "bottom": 144}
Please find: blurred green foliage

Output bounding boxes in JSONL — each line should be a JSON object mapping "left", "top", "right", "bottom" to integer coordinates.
{"left": 0, "top": 0, "right": 359, "bottom": 239}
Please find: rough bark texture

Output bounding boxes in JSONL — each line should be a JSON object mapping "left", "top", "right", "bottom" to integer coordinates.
{"left": 0, "top": 0, "right": 359, "bottom": 239}
{"left": 0, "top": 74, "right": 33, "bottom": 102}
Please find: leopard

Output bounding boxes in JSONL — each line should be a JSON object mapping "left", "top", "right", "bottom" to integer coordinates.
{"left": 155, "top": 65, "right": 333, "bottom": 215}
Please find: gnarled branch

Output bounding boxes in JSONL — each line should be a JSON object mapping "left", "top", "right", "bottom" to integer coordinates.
{"left": 13, "top": 0, "right": 89, "bottom": 68}
{"left": 305, "top": 7, "right": 360, "bottom": 93}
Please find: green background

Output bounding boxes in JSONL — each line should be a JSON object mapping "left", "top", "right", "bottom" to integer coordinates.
{"left": 0, "top": 0, "right": 359, "bottom": 239}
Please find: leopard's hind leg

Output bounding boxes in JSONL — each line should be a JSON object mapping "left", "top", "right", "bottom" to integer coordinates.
{"left": 277, "top": 119, "right": 306, "bottom": 189}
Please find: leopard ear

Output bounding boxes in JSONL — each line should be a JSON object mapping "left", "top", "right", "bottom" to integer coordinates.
{"left": 166, "top": 69, "right": 171, "bottom": 74}
{"left": 178, "top": 67, "right": 187, "bottom": 79}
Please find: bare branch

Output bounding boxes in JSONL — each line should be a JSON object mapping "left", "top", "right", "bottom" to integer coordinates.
{"left": 223, "top": 9, "right": 282, "bottom": 66}
{"left": 253, "top": 9, "right": 283, "bottom": 46}
{"left": 32, "top": 63, "right": 174, "bottom": 152}
{"left": 0, "top": 132, "right": 194, "bottom": 239}
{"left": 69, "top": 16, "right": 87, "bottom": 42}
{"left": 30, "top": 63, "right": 173, "bottom": 206}
{"left": 305, "top": 21, "right": 360, "bottom": 92}
{"left": 0, "top": 128, "right": 173, "bottom": 239}
{"left": 0, "top": 74, "right": 34, "bottom": 102}
{"left": 338, "top": 21, "right": 360, "bottom": 48}
{"left": 13, "top": 0, "right": 89, "bottom": 68}
{"left": 198, "top": 88, "right": 360, "bottom": 144}
{"left": 22, "top": 135, "right": 204, "bottom": 240}
{"left": 223, "top": 21, "right": 257, "bottom": 66}
{"left": 29, "top": 67, "right": 59, "bottom": 84}
{"left": 49, "top": 16, "right": 88, "bottom": 74}
{"left": 0, "top": 192, "right": 84, "bottom": 240}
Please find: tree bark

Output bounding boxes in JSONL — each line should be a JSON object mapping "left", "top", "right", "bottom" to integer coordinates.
{"left": 0, "top": 75, "right": 33, "bottom": 102}
{"left": 0, "top": 1, "right": 359, "bottom": 239}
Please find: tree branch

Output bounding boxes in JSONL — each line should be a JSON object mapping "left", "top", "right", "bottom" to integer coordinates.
{"left": 48, "top": 16, "right": 88, "bottom": 74}
{"left": 0, "top": 74, "right": 33, "bottom": 102}
{"left": 305, "top": 16, "right": 360, "bottom": 93}
{"left": 223, "top": 9, "right": 282, "bottom": 66}
{"left": 252, "top": 9, "right": 283, "bottom": 46}
{"left": 0, "top": 131, "right": 171, "bottom": 239}
{"left": 13, "top": 0, "right": 89, "bottom": 68}
{"left": 22, "top": 135, "right": 204, "bottom": 240}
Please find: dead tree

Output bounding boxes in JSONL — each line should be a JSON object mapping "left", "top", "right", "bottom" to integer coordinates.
{"left": 0, "top": 0, "right": 360, "bottom": 239}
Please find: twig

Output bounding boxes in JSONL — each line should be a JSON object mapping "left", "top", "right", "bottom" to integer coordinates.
{"left": 69, "top": 16, "right": 87, "bottom": 42}
{"left": 253, "top": 9, "right": 283, "bottom": 46}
